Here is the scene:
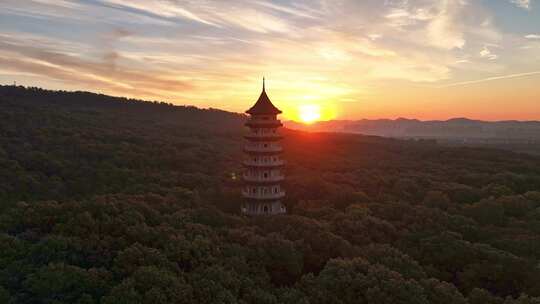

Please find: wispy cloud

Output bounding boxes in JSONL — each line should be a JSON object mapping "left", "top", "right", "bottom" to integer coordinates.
{"left": 425, "top": 0, "right": 467, "bottom": 50}
{"left": 440, "top": 71, "right": 540, "bottom": 87}
{"left": 510, "top": 0, "right": 531, "bottom": 10}
{"left": 525, "top": 34, "right": 540, "bottom": 39}
{"left": 480, "top": 46, "right": 498, "bottom": 60}
{"left": 255, "top": 1, "right": 320, "bottom": 19}
{"left": 100, "top": 0, "right": 221, "bottom": 27}
{"left": 0, "top": 33, "right": 194, "bottom": 99}
{"left": 95, "top": 0, "right": 308, "bottom": 33}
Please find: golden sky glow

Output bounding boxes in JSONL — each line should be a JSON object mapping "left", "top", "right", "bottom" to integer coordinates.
{"left": 1, "top": 0, "right": 540, "bottom": 121}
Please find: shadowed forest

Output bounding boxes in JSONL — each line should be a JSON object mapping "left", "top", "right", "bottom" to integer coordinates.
{"left": 2, "top": 85, "right": 540, "bottom": 303}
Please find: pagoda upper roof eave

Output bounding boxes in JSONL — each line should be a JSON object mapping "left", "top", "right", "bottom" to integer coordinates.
{"left": 246, "top": 86, "right": 282, "bottom": 115}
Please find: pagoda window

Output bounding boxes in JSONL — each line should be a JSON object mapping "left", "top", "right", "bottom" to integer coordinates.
{"left": 264, "top": 172, "right": 268, "bottom": 178}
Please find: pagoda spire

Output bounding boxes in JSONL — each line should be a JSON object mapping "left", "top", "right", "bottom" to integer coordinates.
{"left": 246, "top": 77, "right": 282, "bottom": 115}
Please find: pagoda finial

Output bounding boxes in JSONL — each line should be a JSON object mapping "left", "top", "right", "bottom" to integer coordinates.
{"left": 263, "top": 77, "right": 266, "bottom": 92}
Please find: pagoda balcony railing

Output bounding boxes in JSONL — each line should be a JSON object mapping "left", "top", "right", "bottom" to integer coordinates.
{"left": 244, "top": 133, "right": 283, "bottom": 140}
{"left": 243, "top": 174, "right": 285, "bottom": 182}
{"left": 245, "top": 119, "right": 282, "bottom": 128}
{"left": 244, "top": 145, "right": 283, "bottom": 152}
{"left": 243, "top": 160, "right": 285, "bottom": 167}
{"left": 242, "top": 190, "right": 286, "bottom": 200}
{"left": 241, "top": 205, "right": 286, "bottom": 215}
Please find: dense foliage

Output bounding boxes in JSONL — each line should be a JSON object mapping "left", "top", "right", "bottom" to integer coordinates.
{"left": 2, "top": 85, "right": 540, "bottom": 303}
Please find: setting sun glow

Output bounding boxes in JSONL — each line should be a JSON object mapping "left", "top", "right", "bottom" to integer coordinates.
{"left": 299, "top": 104, "right": 322, "bottom": 124}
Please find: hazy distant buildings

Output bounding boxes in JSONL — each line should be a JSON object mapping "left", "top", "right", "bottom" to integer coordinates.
{"left": 242, "top": 79, "right": 286, "bottom": 215}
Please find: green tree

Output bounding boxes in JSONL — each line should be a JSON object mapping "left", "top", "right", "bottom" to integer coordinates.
{"left": 102, "top": 266, "right": 193, "bottom": 304}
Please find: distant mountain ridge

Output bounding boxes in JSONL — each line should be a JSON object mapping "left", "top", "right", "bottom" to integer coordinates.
{"left": 285, "top": 118, "right": 540, "bottom": 141}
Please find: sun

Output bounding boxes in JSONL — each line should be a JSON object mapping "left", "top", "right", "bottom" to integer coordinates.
{"left": 299, "top": 104, "right": 322, "bottom": 124}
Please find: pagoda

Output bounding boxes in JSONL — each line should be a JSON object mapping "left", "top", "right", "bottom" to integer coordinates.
{"left": 242, "top": 79, "right": 286, "bottom": 215}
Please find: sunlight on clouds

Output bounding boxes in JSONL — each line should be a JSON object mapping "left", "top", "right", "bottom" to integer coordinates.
{"left": 318, "top": 47, "right": 352, "bottom": 62}
{"left": 1, "top": 0, "right": 539, "bottom": 120}
{"left": 22, "top": 58, "right": 134, "bottom": 90}
{"left": 255, "top": 1, "right": 320, "bottom": 19}
{"left": 101, "top": 0, "right": 301, "bottom": 33}
{"left": 511, "top": 0, "right": 531, "bottom": 10}
{"left": 426, "top": 0, "right": 466, "bottom": 50}
{"left": 480, "top": 46, "right": 498, "bottom": 60}
{"left": 213, "top": 8, "right": 292, "bottom": 33}
{"left": 102, "top": 0, "right": 220, "bottom": 26}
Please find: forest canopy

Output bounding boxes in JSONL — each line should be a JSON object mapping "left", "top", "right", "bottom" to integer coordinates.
{"left": 1, "top": 85, "right": 540, "bottom": 303}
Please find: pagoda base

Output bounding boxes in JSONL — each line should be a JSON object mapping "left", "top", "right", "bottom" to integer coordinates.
{"left": 241, "top": 200, "right": 286, "bottom": 216}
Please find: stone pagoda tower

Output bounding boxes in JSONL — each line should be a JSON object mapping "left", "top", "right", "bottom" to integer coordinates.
{"left": 242, "top": 79, "right": 286, "bottom": 215}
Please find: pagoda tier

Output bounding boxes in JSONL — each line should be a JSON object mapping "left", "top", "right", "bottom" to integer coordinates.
{"left": 241, "top": 79, "right": 286, "bottom": 216}
{"left": 243, "top": 170, "right": 285, "bottom": 183}
{"left": 243, "top": 157, "right": 285, "bottom": 168}
{"left": 242, "top": 188, "right": 286, "bottom": 199}
{"left": 244, "top": 143, "right": 283, "bottom": 153}
{"left": 244, "top": 120, "right": 283, "bottom": 128}
{"left": 243, "top": 133, "right": 283, "bottom": 141}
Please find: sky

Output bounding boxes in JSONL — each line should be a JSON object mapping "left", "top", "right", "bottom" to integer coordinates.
{"left": 1, "top": 0, "right": 539, "bottom": 121}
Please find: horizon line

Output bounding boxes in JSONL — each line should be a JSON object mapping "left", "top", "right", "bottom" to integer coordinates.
{"left": 2, "top": 83, "right": 539, "bottom": 123}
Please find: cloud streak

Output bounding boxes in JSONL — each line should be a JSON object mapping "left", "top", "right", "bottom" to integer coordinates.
{"left": 525, "top": 34, "right": 540, "bottom": 39}
{"left": 440, "top": 71, "right": 540, "bottom": 88}
{"left": 480, "top": 46, "right": 498, "bottom": 60}
{"left": 510, "top": 0, "right": 531, "bottom": 10}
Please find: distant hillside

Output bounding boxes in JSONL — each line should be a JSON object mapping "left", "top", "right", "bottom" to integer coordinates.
{"left": 286, "top": 118, "right": 540, "bottom": 139}
{"left": 0, "top": 85, "right": 246, "bottom": 132}
{"left": 285, "top": 118, "right": 540, "bottom": 154}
